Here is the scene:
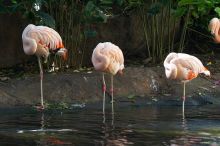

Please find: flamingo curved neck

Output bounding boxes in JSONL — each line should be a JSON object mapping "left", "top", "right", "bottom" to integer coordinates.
{"left": 165, "top": 64, "right": 177, "bottom": 79}
{"left": 92, "top": 50, "right": 109, "bottom": 72}
{"left": 23, "top": 37, "right": 37, "bottom": 55}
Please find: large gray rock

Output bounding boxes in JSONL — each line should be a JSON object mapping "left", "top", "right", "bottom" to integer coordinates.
{"left": 0, "top": 67, "right": 218, "bottom": 107}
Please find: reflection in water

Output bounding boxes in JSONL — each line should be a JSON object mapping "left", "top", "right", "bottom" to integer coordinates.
{"left": 171, "top": 115, "right": 190, "bottom": 146}
{"left": 101, "top": 112, "right": 133, "bottom": 146}
{"left": 0, "top": 105, "right": 220, "bottom": 145}
{"left": 17, "top": 112, "right": 76, "bottom": 134}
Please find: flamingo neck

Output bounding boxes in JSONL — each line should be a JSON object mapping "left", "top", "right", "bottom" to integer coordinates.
{"left": 165, "top": 64, "right": 177, "bottom": 79}
{"left": 23, "top": 37, "right": 37, "bottom": 55}
{"left": 92, "top": 49, "right": 109, "bottom": 72}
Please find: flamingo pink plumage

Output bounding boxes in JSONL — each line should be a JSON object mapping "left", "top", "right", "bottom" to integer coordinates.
{"left": 164, "top": 52, "right": 210, "bottom": 115}
{"left": 22, "top": 24, "right": 67, "bottom": 110}
{"left": 209, "top": 18, "right": 220, "bottom": 43}
{"left": 92, "top": 42, "right": 124, "bottom": 117}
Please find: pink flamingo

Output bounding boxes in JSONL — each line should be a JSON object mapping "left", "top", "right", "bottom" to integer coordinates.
{"left": 92, "top": 42, "right": 124, "bottom": 116}
{"left": 209, "top": 18, "right": 220, "bottom": 85}
{"left": 164, "top": 52, "right": 210, "bottom": 115}
{"left": 22, "top": 24, "right": 67, "bottom": 110}
{"left": 209, "top": 17, "right": 220, "bottom": 43}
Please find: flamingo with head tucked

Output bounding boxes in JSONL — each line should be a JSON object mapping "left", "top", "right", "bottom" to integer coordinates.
{"left": 164, "top": 52, "right": 210, "bottom": 115}
{"left": 209, "top": 17, "right": 220, "bottom": 43}
{"left": 209, "top": 18, "right": 220, "bottom": 85}
{"left": 22, "top": 24, "right": 67, "bottom": 110}
{"left": 92, "top": 42, "right": 124, "bottom": 118}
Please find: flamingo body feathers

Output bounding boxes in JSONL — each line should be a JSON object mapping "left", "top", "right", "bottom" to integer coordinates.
{"left": 164, "top": 52, "right": 210, "bottom": 82}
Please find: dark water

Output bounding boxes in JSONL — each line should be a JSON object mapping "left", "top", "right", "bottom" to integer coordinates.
{"left": 0, "top": 103, "right": 220, "bottom": 146}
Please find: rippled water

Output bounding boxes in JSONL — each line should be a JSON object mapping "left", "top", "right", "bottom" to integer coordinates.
{"left": 0, "top": 102, "right": 220, "bottom": 146}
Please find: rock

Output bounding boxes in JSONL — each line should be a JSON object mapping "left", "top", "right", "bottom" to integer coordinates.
{"left": 0, "top": 67, "right": 219, "bottom": 107}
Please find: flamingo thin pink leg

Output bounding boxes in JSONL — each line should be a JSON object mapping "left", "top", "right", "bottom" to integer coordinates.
{"left": 111, "top": 75, "right": 114, "bottom": 126}
{"left": 102, "top": 73, "right": 106, "bottom": 115}
{"left": 110, "top": 75, "right": 114, "bottom": 115}
{"left": 38, "top": 56, "right": 44, "bottom": 110}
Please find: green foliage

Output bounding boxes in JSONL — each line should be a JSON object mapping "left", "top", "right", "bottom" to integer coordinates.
{"left": 176, "top": 0, "right": 220, "bottom": 26}
{"left": 1, "top": 0, "right": 55, "bottom": 27}
{"left": 0, "top": 0, "right": 219, "bottom": 66}
{"left": 83, "top": 1, "right": 108, "bottom": 23}
{"left": 215, "top": 7, "right": 220, "bottom": 17}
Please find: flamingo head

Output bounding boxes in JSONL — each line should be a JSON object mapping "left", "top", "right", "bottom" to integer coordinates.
{"left": 117, "top": 64, "right": 124, "bottom": 75}
{"left": 118, "top": 69, "right": 123, "bottom": 75}
{"left": 209, "top": 18, "right": 220, "bottom": 36}
{"left": 57, "top": 48, "right": 68, "bottom": 61}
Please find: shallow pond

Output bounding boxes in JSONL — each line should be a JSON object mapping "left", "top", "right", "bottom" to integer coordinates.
{"left": 0, "top": 102, "right": 220, "bottom": 146}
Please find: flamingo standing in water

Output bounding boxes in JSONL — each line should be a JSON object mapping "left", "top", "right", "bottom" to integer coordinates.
{"left": 92, "top": 42, "right": 124, "bottom": 116}
{"left": 209, "top": 17, "right": 220, "bottom": 43}
{"left": 164, "top": 52, "right": 210, "bottom": 115}
{"left": 22, "top": 24, "right": 67, "bottom": 110}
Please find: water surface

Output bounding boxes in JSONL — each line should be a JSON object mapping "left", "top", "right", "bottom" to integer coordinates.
{"left": 0, "top": 103, "right": 220, "bottom": 146}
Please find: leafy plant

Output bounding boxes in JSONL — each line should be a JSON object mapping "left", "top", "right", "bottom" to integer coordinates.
{"left": 175, "top": 0, "right": 220, "bottom": 54}
{"left": 1, "top": 0, "right": 219, "bottom": 68}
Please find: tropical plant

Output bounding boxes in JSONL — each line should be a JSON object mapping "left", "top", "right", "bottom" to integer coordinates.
{"left": 1, "top": 0, "right": 220, "bottom": 67}
{"left": 176, "top": 0, "right": 220, "bottom": 54}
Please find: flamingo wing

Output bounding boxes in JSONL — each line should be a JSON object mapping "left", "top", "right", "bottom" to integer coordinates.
{"left": 26, "top": 25, "right": 64, "bottom": 50}
{"left": 170, "top": 56, "right": 203, "bottom": 75}
{"left": 108, "top": 48, "right": 124, "bottom": 64}
{"left": 101, "top": 43, "right": 124, "bottom": 66}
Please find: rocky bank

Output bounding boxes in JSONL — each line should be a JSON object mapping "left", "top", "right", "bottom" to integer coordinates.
{"left": 0, "top": 67, "right": 219, "bottom": 108}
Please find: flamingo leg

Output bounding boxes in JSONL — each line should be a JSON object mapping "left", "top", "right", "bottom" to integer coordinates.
{"left": 182, "top": 82, "right": 186, "bottom": 116}
{"left": 110, "top": 75, "right": 114, "bottom": 126}
{"left": 102, "top": 73, "right": 106, "bottom": 119}
{"left": 38, "top": 56, "right": 44, "bottom": 110}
